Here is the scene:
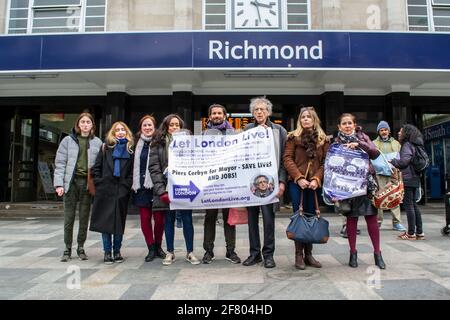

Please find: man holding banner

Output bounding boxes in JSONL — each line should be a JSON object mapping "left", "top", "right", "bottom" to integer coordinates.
{"left": 201, "top": 104, "right": 241, "bottom": 265}
{"left": 242, "top": 97, "right": 287, "bottom": 269}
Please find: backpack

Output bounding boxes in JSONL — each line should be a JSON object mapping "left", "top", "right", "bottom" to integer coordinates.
{"left": 411, "top": 144, "right": 429, "bottom": 173}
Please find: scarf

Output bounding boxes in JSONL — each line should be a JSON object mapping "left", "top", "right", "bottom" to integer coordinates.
{"left": 206, "top": 120, "right": 233, "bottom": 131}
{"left": 132, "top": 134, "right": 153, "bottom": 191}
{"left": 337, "top": 130, "right": 378, "bottom": 195}
{"left": 300, "top": 129, "right": 318, "bottom": 159}
{"left": 112, "top": 138, "right": 130, "bottom": 177}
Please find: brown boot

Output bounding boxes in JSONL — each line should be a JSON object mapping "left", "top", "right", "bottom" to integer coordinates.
{"left": 294, "top": 241, "right": 305, "bottom": 270}
{"left": 304, "top": 243, "right": 322, "bottom": 268}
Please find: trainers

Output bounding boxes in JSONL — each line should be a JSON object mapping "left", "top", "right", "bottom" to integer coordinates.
{"left": 416, "top": 233, "right": 426, "bottom": 240}
{"left": 104, "top": 252, "right": 114, "bottom": 265}
{"left": 202, "top": 251, "right": 215, "bottom": 264}
{"left": 60, "top": 248, "right": 71, "bottom": 262}
{"left": 186, "top": 252, "right": 201, "bottom": 265}
{"left": 113, "top": 251, "right": 124, "bottom": 263}
{"left": 393, "top": 223, "right": 407, "bottom": 232}
{"left": 77, "top": 247, "right": 88, "bottom": 261}
{"left": 340, "top": 225, "right": 348, "bottom": 238}
{"left": 225, "top": 250, "right": 241, "bottom": 264}
{"left": 162, "top": 252, "right": 175, "bottom": 265}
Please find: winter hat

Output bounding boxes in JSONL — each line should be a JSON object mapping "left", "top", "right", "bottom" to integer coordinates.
{"left": 377, "top": 120, "right": 390, "bottom": 133}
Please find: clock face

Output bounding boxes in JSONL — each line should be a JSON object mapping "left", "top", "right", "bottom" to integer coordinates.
{"left": 233, "top": 0, "right": 281, "bottom": 29}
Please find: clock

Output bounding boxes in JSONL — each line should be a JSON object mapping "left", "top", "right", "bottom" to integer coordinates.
{"left": 232, "top": 0, "right": 281, "bottom": 29}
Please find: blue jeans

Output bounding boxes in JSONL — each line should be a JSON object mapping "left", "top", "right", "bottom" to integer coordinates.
{"left": 289, "top": 181, "right": 315, "bottom": 215}
{"left": 165, "top": 210, "right": 194, "bottom": 253}
{"left": 101, "top": 233, "right": 123, "bottom": 253}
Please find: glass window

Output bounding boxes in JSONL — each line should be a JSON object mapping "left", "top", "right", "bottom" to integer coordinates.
{"left": 204, "top": 0, "right": 226, "bottom": 30}
{"left": 408, "top": 0, "right": 450, "bottom": 31}
{"left": 7, "top": 0, "right": 106, "bottom": 34}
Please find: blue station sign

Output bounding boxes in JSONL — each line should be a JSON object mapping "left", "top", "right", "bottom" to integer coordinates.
{"left": 1, "top": 31, "right": 450, "bottom": 71}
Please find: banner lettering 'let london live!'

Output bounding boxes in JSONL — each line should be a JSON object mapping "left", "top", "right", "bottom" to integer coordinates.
{"left": 168, "top": 127, "right": 280, "bottom": 210}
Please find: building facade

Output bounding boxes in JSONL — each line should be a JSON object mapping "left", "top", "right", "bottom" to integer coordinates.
{"left": 1, "top": 0, "right": 449, "bottom": 202}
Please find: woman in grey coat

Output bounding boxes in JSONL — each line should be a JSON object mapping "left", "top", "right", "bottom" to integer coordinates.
{"left": 53, "top": 112, "right": 102, "bottom": 262}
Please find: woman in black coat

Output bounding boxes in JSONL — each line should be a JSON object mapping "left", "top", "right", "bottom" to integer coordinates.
{"left": 90, "top": 121, "right": 134, "bottom": 264}
{"left": 391, "top": 124, "right": 425, "bottom": 241}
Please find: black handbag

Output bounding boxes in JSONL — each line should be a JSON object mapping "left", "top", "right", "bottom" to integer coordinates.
{"left": 286, "top": 190, "right": 330, "bottom": 244}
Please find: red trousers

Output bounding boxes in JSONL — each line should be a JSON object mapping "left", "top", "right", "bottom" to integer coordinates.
{"left": 139, "top": 207, "right": 165, "bottom": 246}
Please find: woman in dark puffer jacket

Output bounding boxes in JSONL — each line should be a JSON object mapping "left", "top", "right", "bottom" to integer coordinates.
{"left": 391, "top": 124, "right": 425, "bottom": 241}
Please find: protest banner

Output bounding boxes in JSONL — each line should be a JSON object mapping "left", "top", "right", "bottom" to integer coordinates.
{"left": 168, "top": 127, "right": 279, "bottom": 210}
{"left": 323, "top": 143, "right": 369, "bottom": 202}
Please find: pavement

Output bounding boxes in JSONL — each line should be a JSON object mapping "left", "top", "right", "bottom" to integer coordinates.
{"left": 0, "top": 202, "right": 449, "bottom": 300}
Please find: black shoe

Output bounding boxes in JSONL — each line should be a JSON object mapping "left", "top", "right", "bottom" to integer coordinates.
{"left": 104, "top": 252, "right": 114, "bottom": 265}
{"left": 113, "top": 251, "right": 124, "bottom": 263}
{"left": 441, "top": 226, "right": 450, "bottom": 236}
{"left": 349, "top": 252, "right": 358, "bottom": 268}
{"left": 145, "top": 244, "right": 156, "bottom": 262}
{"left": 242, "top": 255, "right": 263, "bottom": 266}
{"left": 225, "top": 250, "right": 241, "bottom": 264}
{"left": 374, "top": 252, "right": 386, "bottom": 269}
{"left": 155, "top": 243, "right": 166, "bottom": 259}
{"left": 357, "top": 229, "right": 361, "bottom": 235}
{"left": 61, "top": 248, "right": 72, "bottom": 262}
{"left": 76, "top": 247, "right": 88, "bottom": 261}
{"left": 202, "top": 251, "right": 215, "bottom": 264}
{"left": 264, "top": 257, "right": 276, "bottom": 268}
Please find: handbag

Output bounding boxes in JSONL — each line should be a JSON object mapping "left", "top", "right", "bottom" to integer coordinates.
{"left": 87, "top": 168, "right": 96, "bottom": 196}
{"left": 286, "top": 190, "right": 330, "bottom": 244}
{"left": 227, "top": 207, "right": 248, "bottom": 225}
{"left": 372, "top": 153, "right": 404, "bottom": 210}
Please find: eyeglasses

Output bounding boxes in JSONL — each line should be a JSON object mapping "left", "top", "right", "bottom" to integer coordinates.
{"left": 300, "top": 106, "right": 315, "bottom": 113}
{"left": 257, "top": 180, "right": 268, "bottom": 184}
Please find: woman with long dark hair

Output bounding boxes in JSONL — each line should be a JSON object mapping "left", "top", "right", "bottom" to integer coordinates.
{"left": 132, "top": 115, "right": 166, "bottom": 262}
{"left": 149, "top": 114, "right": 200, "bottom": 266}
{"left": 283, "top": 106, "right": 330, "bottom": 270}
{"left": 391, "top": 124, "right": 425, "bottom": 240}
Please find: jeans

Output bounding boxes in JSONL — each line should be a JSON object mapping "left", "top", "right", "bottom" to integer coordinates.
{"left": 101, "top": 233, "right": 123, "bottom": 253}
{"left": 63, "top": 176, "right": 92, "bottom": 249}
{"left": 165, "top": 210, "right": 194, "bottom": 253}
{"left": 403, "top": 186, "right": 423, "bottom": 235}
{"left": 289, "top": 181, "right": 315, "bottom": 214}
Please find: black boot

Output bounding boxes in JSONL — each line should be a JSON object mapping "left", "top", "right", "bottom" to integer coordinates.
{"left": 374, "top": 252, "right": 386, "bottom": 269}
{"left": 155, "top": 243, "right": 166, "bottom": 259}
{"left": 349, "top": 251, "right": 358, "bottom": 268}
{"left": 145, "top": 244, "right": 156, "bottom": 262}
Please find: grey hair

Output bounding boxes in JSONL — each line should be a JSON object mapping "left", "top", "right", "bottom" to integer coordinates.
{"left": 249, "top": 96, "right": 273, "bottom": 115}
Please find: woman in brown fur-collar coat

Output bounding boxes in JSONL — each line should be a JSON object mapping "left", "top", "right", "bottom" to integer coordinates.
{"left": 283, "top": 106, "right": 330, "bottom": 270}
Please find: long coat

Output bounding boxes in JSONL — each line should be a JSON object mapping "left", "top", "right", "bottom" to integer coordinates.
{"left": 89, "top": 145, "right": 134, "bottom": 235}
{"left": 149, "top": 143, "right": 169, "bottom": 211}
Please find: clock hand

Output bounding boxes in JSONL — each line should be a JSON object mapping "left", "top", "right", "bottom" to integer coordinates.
{"left": 254, "top": 1, "right": 273, "bottom": 9}
{"left": 250, "top": 1, "right": 262, "bottom": 22}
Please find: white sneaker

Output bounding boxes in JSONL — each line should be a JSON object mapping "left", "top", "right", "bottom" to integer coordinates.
{"left": 162, "top": 252, "right": 175, "bottom": 265}
{"left": 186, "top": 252, "right": 201, "bottom": 265}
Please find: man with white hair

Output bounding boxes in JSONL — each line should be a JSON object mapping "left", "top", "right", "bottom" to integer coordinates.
{"left": 242, "top": 96, "right": 287, "bottom": 268}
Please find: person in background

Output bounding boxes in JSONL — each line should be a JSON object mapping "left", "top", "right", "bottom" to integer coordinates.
{"left": 132, "top": 115, "right": 166, "bottom": 262}
{"left": 54, "top": 112, "right": 102, "bottom": 262}
{"left": 283, "top": 106, "right": 330, "bottom": 270}
{"left": 333, "top": 113, "right": 385, "bottom": 269}
{"left": 242, "top": 96, "right": 287, "bottom": 269}
{"left": 372, "top": 120, "right": 406, "bottom": 232}
{"left": 149, "top": 114, "right": 201, "bottom": 266}
{"left": 391, "top": 124, "right": 426, "bottom": 241}
{"left": 201, "top": 104, "right": 241, "bottom": 264}
{"left": 90, "top": 121, "right": 134, "bottom": 264}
